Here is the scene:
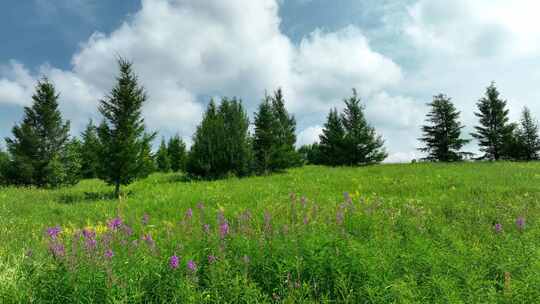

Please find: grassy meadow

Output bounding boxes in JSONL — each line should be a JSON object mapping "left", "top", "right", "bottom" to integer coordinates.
{"left": 1, "top": 162, "right": 540, "bottom": 303}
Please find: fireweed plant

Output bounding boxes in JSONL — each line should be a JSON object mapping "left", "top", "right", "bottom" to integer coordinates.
{"left": 1, "top": 164, "right": 540, "bottom": 303}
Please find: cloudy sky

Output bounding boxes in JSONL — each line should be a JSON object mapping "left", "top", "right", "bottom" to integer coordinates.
{"left": 1, "top": 0, "right": 540, "bottom": 162}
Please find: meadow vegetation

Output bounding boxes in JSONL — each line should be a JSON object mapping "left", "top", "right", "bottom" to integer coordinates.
{"left": 1, "top": 163, "right": 540, "bottom": 303}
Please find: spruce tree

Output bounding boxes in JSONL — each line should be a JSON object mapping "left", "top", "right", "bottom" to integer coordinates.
{"left": 271, "top": 88, "right": 300, "bottom": 168}
{"left": 319, "top": 109, "right": 346, "bottom": 166}
{"left": 253, "top": 94, "right": 279, "bottom": 174}
{"left": 471, "top": 83, "right": 514, "bottom": 160}
{"left": 514, "top": 107, "right": 540, "bottom": 161}
{"left": 167, "top": 134, "right": 187, "bottom": 172}
{"left": 298, "top": 143, "right": 323, "bottom": 165}
{"left": 187, "top": 98, "right": 252, "bottom": 179}
{"left": 418, "top": 94, "right": 471, "bottom": 161}
{"left": 156, "top": 138, "right": 171, "bottom": 172}
{"left": 5, "top": 77, "right": 74, "bottom": 187}
{"left": 341, "top": 89, "right": 387, "bottom": 165}
{"left": 97, "top": 58, "right": 155, "bottom": 196}
{"left": 80, "top": 120, "right": 100, "bottom": 179}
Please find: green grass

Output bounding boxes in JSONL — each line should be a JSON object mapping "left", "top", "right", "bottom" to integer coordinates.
{"left": 1, "top": 163, "right": 540, "bottom": 303}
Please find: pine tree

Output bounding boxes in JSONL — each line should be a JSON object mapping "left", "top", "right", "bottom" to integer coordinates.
{"left": 80, "top": 120, "right": 100, "bottom": 179}
{"left": 253, "top": 94, "right": 279, "bottom": 174}
{"left": 271, "top": 88, "right": 300, "bottom": 168}
{"left": 167, "top": 134, "right": 187, "bottom": 172}
{"left": 5, "top": 77, "right": 74, "bottom": 187}
{"left": 156, "top": 138, "right": 171, "bottom": 172}
{"left": 418, "top": 94, "right": 471, "bottom": 161}
{"left": 97, "top": 58, "right": 155, "bottom": 196}
{"left": 471, "top": 83, "right": 514, "bottom": 160}
{"left": 341, "top": 89, "right": 387, "bottom": 165}
{"left": 187, "top": 98, "right": 252, "bottom": 179}
{"left": 319, "top": 109, "right": 347, "bottom": 166}
{"left": 514, "top": 107, "right": 540, "bottom": 161}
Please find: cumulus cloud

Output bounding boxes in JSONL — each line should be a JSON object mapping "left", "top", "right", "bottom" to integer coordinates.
{"left": 0, "top": 0, "right": 415, "bottom": 160}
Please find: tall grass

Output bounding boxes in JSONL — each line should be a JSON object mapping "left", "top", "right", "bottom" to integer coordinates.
{"left": 1, "top": 163, "right": 540, "bottom": 302}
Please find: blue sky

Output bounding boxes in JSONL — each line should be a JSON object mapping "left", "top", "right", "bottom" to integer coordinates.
{"left": 2, "top": 0, "right": 540, "bottom": 161}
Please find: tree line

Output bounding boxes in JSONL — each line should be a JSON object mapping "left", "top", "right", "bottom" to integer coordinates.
{"left": 0, "top": 58, "right": 538, "bottom": 195}
{"left": 0, "top": 58, "right": 386, "bottom": 195}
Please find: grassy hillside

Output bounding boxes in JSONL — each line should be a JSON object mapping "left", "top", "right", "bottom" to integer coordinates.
{"left": 1, "top": 163, "right": 540, "bottom": 302}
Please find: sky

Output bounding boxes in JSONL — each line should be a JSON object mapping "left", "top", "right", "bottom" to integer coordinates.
{"left": 1, "top": 0, "right": 540, "bottom": 162}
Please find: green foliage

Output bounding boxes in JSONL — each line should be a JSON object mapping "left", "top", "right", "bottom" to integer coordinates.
{"left": 167, "top": 134, "right": 187, "bottom": 172}
{"left": 320, "top": 90, "right": 386, "bottom": 166}
{"left": 155, "top": 138, "right": 171, "bottom": 172}
{"left": 271, "top": 88, "right": 301, "bottom": 169}
{"left": 80, "top": 120, "right": 101, "bottom": 179}
{"left": 471, "top": 83, "right": 514, "bottom": 160}
{"left": 97, "top": 58, "right": 155, "bottom": 196}
{"left": 511, "top": 107, "right": 540, "bottom": 161}
{"left": 298, "top": 143, "right": 323, "bottom": 165}
{"left": 187, "top": 98, "right": 252, "bottom": 179}
{"left": 4, "top": 78, "right": 77, "bottom": 187}
{"left": 2, "top": 164, "right": 540, "bottom": 302}
{"left": 341, "top": 89, "right": 387, "bottom": 165}
{"left": 320, "top": 109, "right": 347, "bottom": 166}
{"left": 419, "top": 94, "right": 471, "bottom": 161}
{"left": 0, "top": 149, "right": 9, "bottom": 185}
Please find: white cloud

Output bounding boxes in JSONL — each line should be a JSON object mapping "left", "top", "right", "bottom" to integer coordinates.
{"left": 0, "top": 0, "right": 412, "bottom": 157}
{"left": 297, "top": 125, "right": 322, "bottom": 146}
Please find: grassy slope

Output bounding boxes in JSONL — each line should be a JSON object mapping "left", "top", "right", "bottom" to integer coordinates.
{"left": 1, "top": 162, "right": 540, "bottom": 302}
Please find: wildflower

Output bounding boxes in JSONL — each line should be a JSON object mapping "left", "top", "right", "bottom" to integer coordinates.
{"left": 187, "top": 260, "right": 197, "bottom": 272}
{"left": 108, "top": 217, "right": 123, "bottom": 230}
{"left": 85, "top": 239, "right": 97, "bottom": 251}
{"left": 47, "top": 226, "right": 61, "bottom": 240}
{"left": 197, "top": 202, "right": 204, "bottom": 210}
{"left": 82, "top": 229, "right": 96, "bottom": 240}
{"left": 303, "top": 215, "right": 309, "bottom": 225}
{"left": 142, "top": 213, "right": 150, "bottom": 225}
{"left": 516, "top": 217, "right": 526, "bottom": 230}
{"left": 143, "top": 234, "right": 155, "bottom": 247}
{"left": 494, "top": 223, "right": 503, "bottom": 233}
{"left": 300, "top": 196, "right": 307, "bottom": 208}
{"left": 170, "top": 255, "right": 180, "bottom": 269}
{"left": 122, "top": 225, "right": 133, "bottom": 236}
{"left": 336, "top": 209, "right": 345, "bottom": 225}
{"left": 186, "top": 208, "right": 193, "bottom": 219}
{"left": 202, "top": 224, "right": 210, "bottom": 234}
{"left": 49, "top": 243, "right": 65, "bottom": 258}
{"left": 104, "top": 249, "right": 114, "bottom": 259}
{"left": 208, "top": 255, "right": 216, "bottom": 264}
{"left": 219, "top": 221, "right": 229, "bottom": 239}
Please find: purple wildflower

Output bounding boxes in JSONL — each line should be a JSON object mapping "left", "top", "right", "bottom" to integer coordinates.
{"left": 142, "top": 213, "right": 150, "bottom": 225}
{"left": 49, "top": 243, "right": 65, "bottom": 258}
{"left": 300, "top": 196, "right": 307, "bottom": 208}
{"left": 108, "top": 217, "right": 123, "bottom": 230}
{"left": 82, "top": 229, "right": 96, "bottom": 240}
{"left": 203, "top": 224, "right": 210, "bottom": 234}
{"left": 46, "top": 226, "right": 61, "bottom": 240}
{"left": 122, "top": 225, "right": 133, "bottom": 236}
{"left": 208, "top": 255, "right": 217, "bottom": 264}
{"left": 85, "top": 239, "right": 97, "bottom": 251}
{"left": 219, "top": 221, "right": 229, "bottom": 239}
{"left": 104, "top": 249, "right": 114, "bottom": 259}
{"left": 143, "top": 234, "right": 155, "bottom": 247}
{"left": 516, "top": 217, "right": 526, "bottom": 230}
{"left": 197, "top": 202, "right": 204, "bottom": 210}
{"left": 494, "top": 223, "right": 503, "bottom": 233}
{"left": 170, "top": 255, "right": 180, "bottom": 269}
{"left": 186, "top": 208, "right": 193, "bottom": 219}
{"left": 187, "top": 260, "right": 197, "bottom": 272}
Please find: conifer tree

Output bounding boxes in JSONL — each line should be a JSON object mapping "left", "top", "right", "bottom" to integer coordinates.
{"left": 156, "top": 138, "right": 171, "bottom": 172}
{"left": 5, "top": 77, "right": 75, "bottom": 187}
{"left": 0, "top": 149, "right": 10, "bottom": 185}
{"left": 341, "top": 89, "right": 387, "bottom": 165}
{"left": 513, "top": 107, "right": 540, "bottom": 161}
{"left": 80, "top": 120, "right": 100, "bottom": 179}
{"left": 187, "top": 98, "right": 252, "bottom": 179}
{"left": 271, "top": 88, "right": 300, "bottom": 168}
{"left": 418, "top": 94, "right": 471, "bottom": 161}
{"left": 471, "top": 83, "right": 514, "bottom": 160}
{"left": 167, "top": 134, "right": 187, "bottom": 172}
{"left": 253, "top": 94, "right": 279, "bottom": 174}
{"left": 298, "top": 143, "right": 323, "bottom": 165}
{"left": 97, "top": 58, "right": 155, "bottom": 196}
{"left": 320, "top": 109, "right": 346, "bottom": 166}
